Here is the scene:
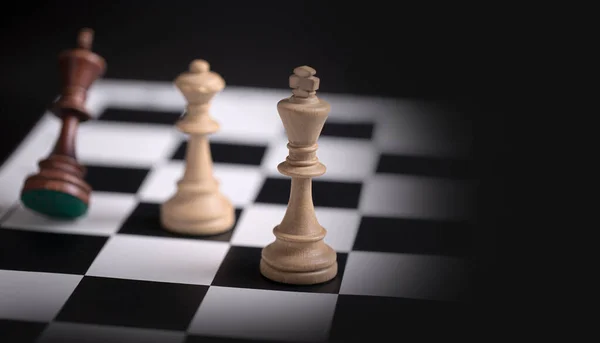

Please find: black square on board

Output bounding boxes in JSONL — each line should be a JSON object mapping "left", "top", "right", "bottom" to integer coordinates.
{"left": 84, "top": 165, "right": 150, "bottom": 194}
{"left": 171, "top": 141, "right": 267, "bottom": 166}
{"left": 376, "top": 154, "right": 474, "bottom": 179}
{"left": 211, "top": 246, "right": 347, "bottom": 294}
{"left": 320, "top": 121, "right": 374, "bottom": 139}
{"left": 55, "top": 276, "right": 209, "bottom": 331}
{"left": 353, "top": 217, "right": 473, "bottom": 257}
{"left": 118, "top": 202, "right": 242, "bottom": 242}
{"left": 328, "top": 295, "right": 469, "bottom": 341}
{"left": 255, "top": 177, "right": 362, "bottom": 209}
{"left": 0, "top": 228, "right": 107, "bottom": 274}
{"left": 0, "top": 319, "right": 47, "bottom": 343}
{"left": 97, "top": 108, "right": 182, "bottom": 125}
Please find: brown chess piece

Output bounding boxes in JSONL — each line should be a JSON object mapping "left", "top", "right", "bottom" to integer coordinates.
{"left": 20, "top": 28, "right": 106, "bottom": 219}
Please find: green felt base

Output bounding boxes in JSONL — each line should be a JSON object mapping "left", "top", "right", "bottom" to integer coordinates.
{"left": 21, "top": 189, "right": 88, "bottom": 219}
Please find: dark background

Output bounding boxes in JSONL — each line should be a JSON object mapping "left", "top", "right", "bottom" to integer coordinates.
{"left": 0, "top": 1, "right": 509, "bottom": 312}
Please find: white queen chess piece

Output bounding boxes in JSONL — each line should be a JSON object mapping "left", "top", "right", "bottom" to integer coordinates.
{"left": 160, "top": 59, "right": 235, "bottom": 235}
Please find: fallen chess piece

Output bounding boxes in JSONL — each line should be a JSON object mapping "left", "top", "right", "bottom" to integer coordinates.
{"left": 20, "top": 28, "right": 106, "bottom": 219}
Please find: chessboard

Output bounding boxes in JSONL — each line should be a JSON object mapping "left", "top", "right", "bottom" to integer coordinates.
{"left": 0, "top": 79, "right": 476, "bottom": 342}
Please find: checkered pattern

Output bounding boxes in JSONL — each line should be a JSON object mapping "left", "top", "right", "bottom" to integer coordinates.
{"left": 0, "top": 80, "right": 475, "bottom": 342}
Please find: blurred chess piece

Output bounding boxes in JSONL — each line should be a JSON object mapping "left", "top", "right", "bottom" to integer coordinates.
{"left": 20, "top": 28, "right": 106, "bottom": 219}
{"left": 160, "top": 59, "right": 235, "bottom": 235}
{"left": 260, "top": 66, "right": 338, "bottom": 285}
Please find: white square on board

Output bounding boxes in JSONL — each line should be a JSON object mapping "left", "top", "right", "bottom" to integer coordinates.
{"left": 188, "top": 286, "right": 338, "bottom": 342}
{"left": 136, "top": 161, "right": 182, "bottom": 203}
{"left": 359, "top": 174, "right": 473, "bottom": 220}
{"left": 0, "top": 166, "right": 22, "bottom": 219}
{"left": 92, "top": 79, "right": 184, "bottom": 112}
{"left": 37, "top": 322, "right": 185, "bottom": 343}
{"left": 0, "top": 270, "right": 81, "bottom": 321}
{"left": 2, "top": 114, "right": 60, "bottom": 171}
{"left": 261, "top": 136, "right": 378, "bottom": 182}
{"left": 340, "top": 251, "right": 470, "bottom": 302}
{"left": 373, "top": 103, "right": 472, "bottom": 158}
{"left": 86, "top": 234, "right": 230, "bottom": 285}
{"left": 1, "top": 192, "right": 138, "bottom": 236}
{"left": 207, "top": 93, "right": 283, "bottom": 145}
{"left": 137, "top": 162, "right": 265, "bottom": 207}
{"left": 320, "top": 93, "right": 392, "bottom": 122}
{"left": 231, "top": 203, "right": 361, "bottom": 252}
{"left": 77, "top": 122, "right": 182, "bottom": 168}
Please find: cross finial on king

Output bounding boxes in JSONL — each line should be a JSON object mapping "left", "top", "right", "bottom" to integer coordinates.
{"left": 289, "top": 65, "right": 320, "bottom": 102}
{"left": 77, "top": 28, "right": 94, "bottom": 50}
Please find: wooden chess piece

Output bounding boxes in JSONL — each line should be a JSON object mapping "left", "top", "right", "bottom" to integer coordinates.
{"left": 20, "top": 28, "right": 106, "bottom": 219}
{"left": 260, "top": 66, "right": 338, "bottom": 285}
{"left": 160, "top": 59, "right": 235, "bottom": 235}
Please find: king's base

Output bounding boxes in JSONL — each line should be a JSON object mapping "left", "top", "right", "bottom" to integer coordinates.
{"left": 21, "top": 188, "right": 88, "bottom": 219}
{"left": 20, "top": 154, "right": 91, "bottom": 220}
{"left": 260, "top": 258, "right": 338, "bottom": 285}
{"left": 160, "top": 191, "right": 235, "bottom": 236}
